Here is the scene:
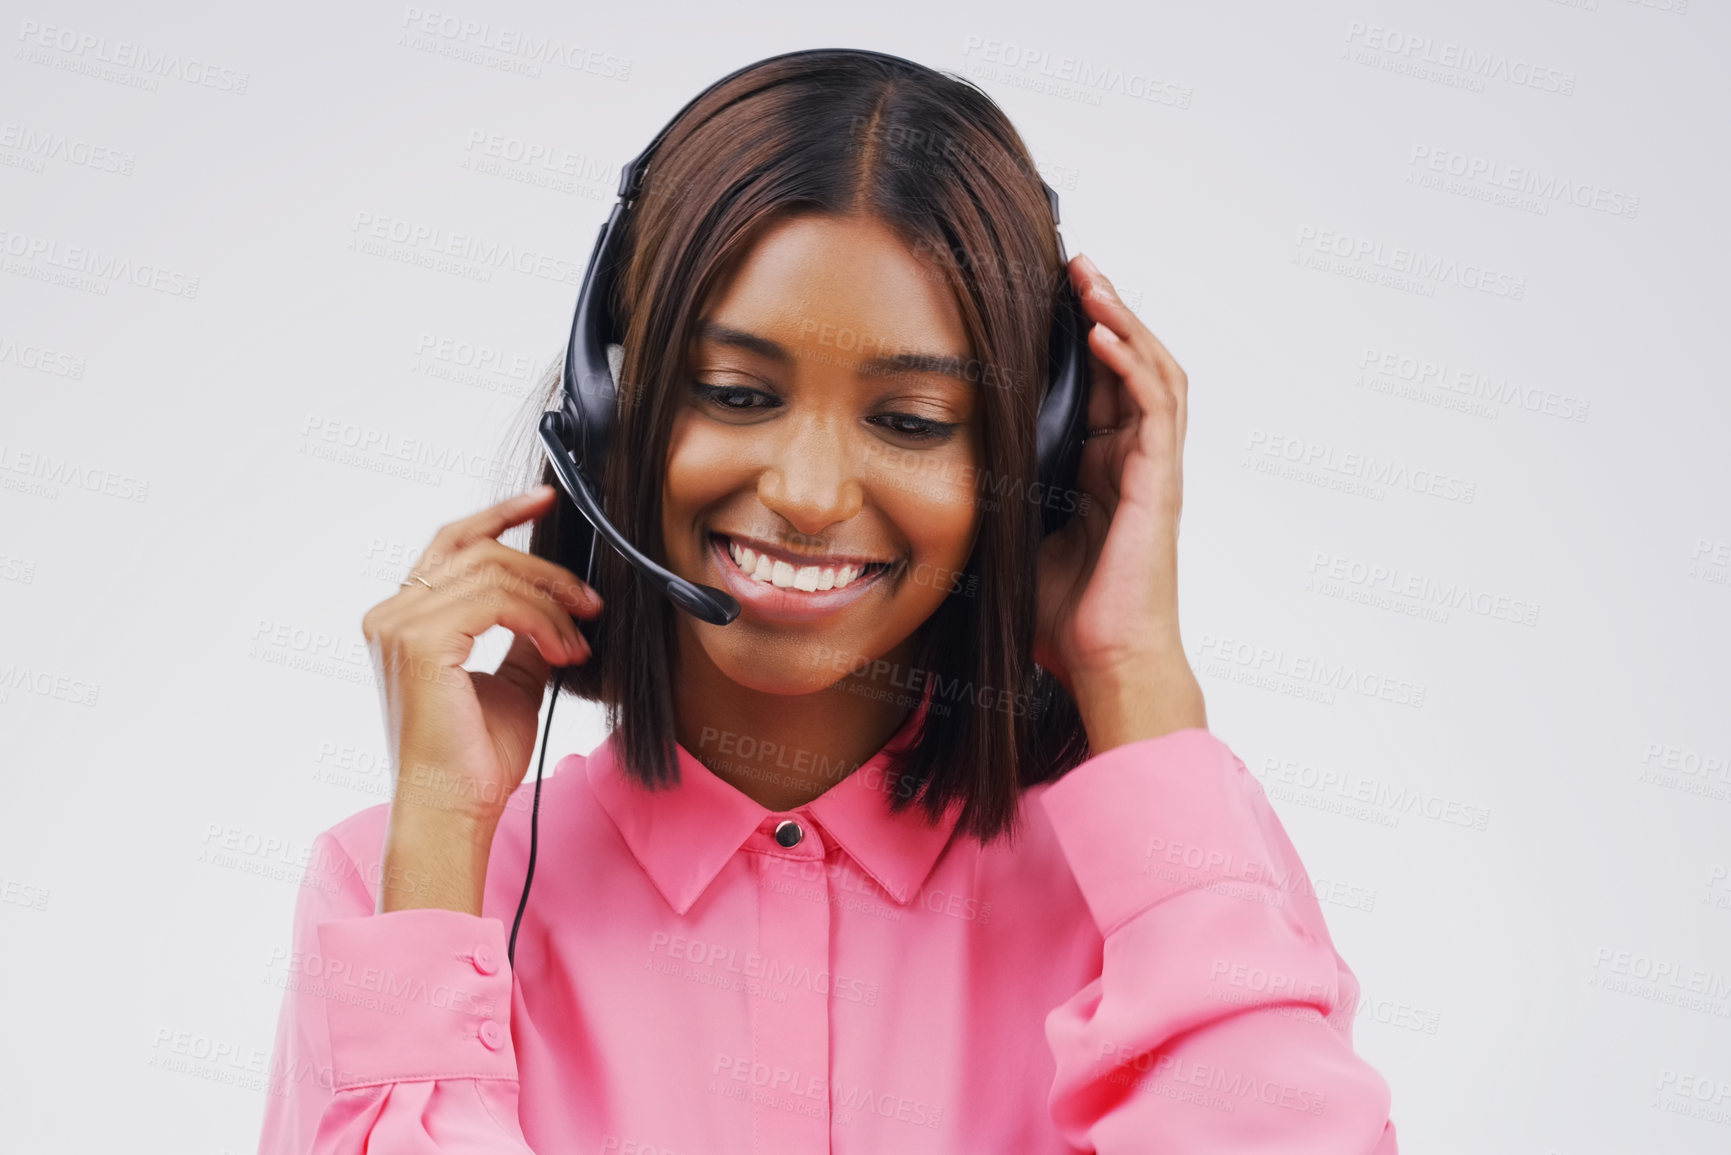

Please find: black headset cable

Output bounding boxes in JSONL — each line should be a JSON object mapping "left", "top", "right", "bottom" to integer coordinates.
{"left": 508, "top": 664, "right": 564, "bottom": 969}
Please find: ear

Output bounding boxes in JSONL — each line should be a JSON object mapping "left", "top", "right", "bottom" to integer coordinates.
{"left": 606, "top": 342, "right": 626, "bottom": 389}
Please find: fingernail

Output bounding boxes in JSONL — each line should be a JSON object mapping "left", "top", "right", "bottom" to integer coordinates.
{"left": 1077, "top": 252, "right": 1100, "bottom": 276}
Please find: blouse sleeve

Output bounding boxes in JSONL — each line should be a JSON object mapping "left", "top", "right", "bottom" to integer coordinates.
{"left": 256, "top": 829, "right": 538, "bottom": 1154}
{"left": 1036, "top": 727, "right": 1400, "bottom": 1153}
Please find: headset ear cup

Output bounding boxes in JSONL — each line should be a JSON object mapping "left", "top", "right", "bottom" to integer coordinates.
{"left": 555, "top": 408, "right": 582, "bottom": 449}
{"left": 1035, "top": 274, "right": 1090, "bottom": 539}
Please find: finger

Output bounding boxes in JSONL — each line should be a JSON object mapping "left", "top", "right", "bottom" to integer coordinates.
{"left": 429, "top": 545, "right": 599, "bottom": 670}
{"left": 1075, "top": 430, "right": 1123, "bottom": 512}
{"left": 1135, "top": 322, "right": 1187, "bottom": 404}
{"left": 1070, "top": 256, "right": 1187, "bottom": 396}
{"left": 425, "top": 484, "right": 558, "bottom": 566}
{"left": 1068, "top": 255, "right": 1143, "bottom": 348}
{"left": 458, "top": 538, "right": 603, "bottom": 620}
{"left": 478, "top": 573, "right": 591, "bottom": 665}
{"left": 400, "top": 565, "right": 589, "bottom": 669}
{"left": 1088, "top": 321, "right": 1174, "bottom": 446}
{"left": 1083, "top": 344, "right": 1125, "bottom": 433}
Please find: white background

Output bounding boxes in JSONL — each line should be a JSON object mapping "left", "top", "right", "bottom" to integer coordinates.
{"left": 2, "top": 1, "right": 1728, "bottom": 1152}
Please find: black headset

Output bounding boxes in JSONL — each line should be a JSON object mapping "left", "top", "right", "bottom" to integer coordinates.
{"left": 510, "top": 48, "right": 1092, "bottom": 965}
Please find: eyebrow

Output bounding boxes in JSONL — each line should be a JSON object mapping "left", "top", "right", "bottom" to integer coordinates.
{"left": 695, "top": 320, "right": 974, "bottom": 384}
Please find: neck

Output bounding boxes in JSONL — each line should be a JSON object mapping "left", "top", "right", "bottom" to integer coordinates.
{"left": 671, "top": 624, "right": 921, "bottom": 811}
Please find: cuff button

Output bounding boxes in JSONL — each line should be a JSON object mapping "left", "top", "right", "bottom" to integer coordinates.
{"left": 479, "top": 1019, "right": 503, "bottom": 1050}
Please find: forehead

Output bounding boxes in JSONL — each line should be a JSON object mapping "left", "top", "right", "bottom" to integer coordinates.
{"left": 698, "top": 213, "right": 971, "bottom": 356}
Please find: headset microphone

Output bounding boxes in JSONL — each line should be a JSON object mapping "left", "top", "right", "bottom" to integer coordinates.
{"left": 511, "top": 48, "right": 1092, "bottom": 966}
{"left": 539, "top": 405, "right": 740, "bottom": 627}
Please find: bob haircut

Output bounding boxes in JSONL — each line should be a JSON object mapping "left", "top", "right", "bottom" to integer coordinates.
{"left": 498, "top": 50, "right": 1091, "bottom": 844}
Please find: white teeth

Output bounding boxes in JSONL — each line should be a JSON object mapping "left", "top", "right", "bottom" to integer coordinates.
{"left": 722, "top": 536, "right": 877, "bottom": 593}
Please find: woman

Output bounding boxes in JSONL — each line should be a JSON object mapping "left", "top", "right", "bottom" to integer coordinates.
{"left": 258, "top": 50, "right": 1399, "bottom": 1153}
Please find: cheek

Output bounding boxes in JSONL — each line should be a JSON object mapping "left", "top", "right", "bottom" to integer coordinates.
{"left": 870, "top": 442, "right": 982, "bottom": 573}
{"left": 662, "top": 416, "right": 744, "bottom": 528}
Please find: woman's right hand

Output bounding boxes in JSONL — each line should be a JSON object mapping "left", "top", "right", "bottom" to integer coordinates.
{"left": 359, "top": 484, "right": 601, "bottom": 914}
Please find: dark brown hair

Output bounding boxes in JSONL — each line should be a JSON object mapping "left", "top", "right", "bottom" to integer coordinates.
{"left": 495, "top": 50, "right": 1090, "bottom": 844}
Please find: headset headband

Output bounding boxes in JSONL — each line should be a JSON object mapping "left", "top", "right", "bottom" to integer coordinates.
{"left": 614, "top": 48, "right": 1063, "bottom": 226}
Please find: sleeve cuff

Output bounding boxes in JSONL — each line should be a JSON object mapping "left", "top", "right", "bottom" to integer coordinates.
{"left": 1038, "top": 727, "right": 1277, "bottom": 938}
{"left": 313, "top": 907, "right": 517, "bottom": 1090}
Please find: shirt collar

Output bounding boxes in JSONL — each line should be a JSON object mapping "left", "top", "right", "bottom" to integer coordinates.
{"left": 585, "top": 693, "right": 961, "bottom": 916}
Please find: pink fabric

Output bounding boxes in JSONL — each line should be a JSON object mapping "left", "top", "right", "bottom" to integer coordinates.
{"left": 257, "top": 710, "right": 1399, "bottom": 1153}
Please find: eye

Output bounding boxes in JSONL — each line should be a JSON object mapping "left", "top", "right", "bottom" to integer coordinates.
{"left": 692, "top": 382, "right": 779, "bottom": 413}
{"left": 691, "top": 382, "right": 958, "bottom": 444}
{"left": 868, "top": 413, "right": 958, "bottom": 443}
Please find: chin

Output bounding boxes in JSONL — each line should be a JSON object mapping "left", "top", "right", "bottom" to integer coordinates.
{"left": 697, "top": 627, "right": 861, "bottom": 696}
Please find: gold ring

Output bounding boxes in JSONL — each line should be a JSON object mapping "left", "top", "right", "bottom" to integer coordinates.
{"left": 400, "top": 574, "right": 435, "bottom": 590}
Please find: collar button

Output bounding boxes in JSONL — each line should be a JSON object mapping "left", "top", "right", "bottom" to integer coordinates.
{"left": 773, "top": 818, "right": 805, "bottom": 848}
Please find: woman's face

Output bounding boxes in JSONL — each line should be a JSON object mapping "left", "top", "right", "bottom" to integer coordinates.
{"left": 661, "top": 211, "right": 984, "bottom": 695}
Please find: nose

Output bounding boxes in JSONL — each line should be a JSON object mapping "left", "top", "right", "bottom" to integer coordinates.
{"left": 755, "top": 411, "right": 865, "bottom": 537}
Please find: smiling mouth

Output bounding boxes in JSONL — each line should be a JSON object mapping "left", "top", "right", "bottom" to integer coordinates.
{"left": 708, "top": 532, "right": 894, "bottom": 593}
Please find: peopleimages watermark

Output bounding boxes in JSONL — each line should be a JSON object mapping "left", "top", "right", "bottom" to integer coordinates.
{"left": 299, "top": 413, "right": 505, "bottom": 487}
{"left": 0, "top": 225, "right": 200, "bottom": 298}
{"left": 0, "top": 661, "right": 100, "bottom": 707}
{"left": 347, "top": 211, "right": 585, "bottom": 285}
{"left": 697, "top": 725, "right": 867, "bottom": 792}
{"left": 959, "top": 36, "right": 1194, "bottom": 110}
{"left": 0, "top": 121, "right": 136, "bottom": 176}
{"left": 708, "top": 1051, "right": 946, "bottom": 1130}
{"left": 397, "top": 7, "right": 631, "bottom": 80}
{"left": 0, "top": 441, "right": 151, "bottom": 501}
{"left": 1092, "top": 1041, "right": 1328, "bottom": 1115}
{"left": 1306, "top": 550, "right": 1541, "bottom": 628}
{"left": 1341, "top": 21, "right": 1576, "bottom": 96}
{"left": 1406, "top": 145, "right": 1639, "bottom": 220}
{"left": 1252, "top": 755, "right": 1491, "bottom": 832}
{"left": 1293, "top": 225, "right": 1526, "bottom": 301}
{"left": 458, "top": 128, "right": 617, "bottom": 203}
{"left": 810, "top": 646, "right": 1046, "bottom": 723}
{"left": 1242, "top": 428, "right": 1477, "bottom": 505}
{"left": 649, "top": 933, "right": 879, "bottom": 1006}
{"left": 1354, "top": 346, "right": 1590, "bottom": 423}
{"left": 0, "top": 875, "right": 51, "bottom": 912}
{"left": 1586, "top": 946, "right": 1731, "bottom": 1017}
{"left": 0, "top": 333, "right": 86, "bottom": 378}
{"left": 1635, "top": 738, "right": 1731, "bottom": 805}
{"left": 263, "top": 943, "right": 497, "bottom": 1017}
{"left": 15, "top": 19, "right": 251, "bottom": 94}
{"left": 1191, "top": 631, "right": 1427, "bottom": 709}
{"left": 793, "top": 314, "right": 1032, "bottom": 394}
{"left": 865, "top": 440, "right": 1092, "bottom": 521}
{"left": 414, "top": 332, "right": 543, "bottom": 386}
{"left": 1653, "top": 1067, "right": 1731, "bottom": 1128}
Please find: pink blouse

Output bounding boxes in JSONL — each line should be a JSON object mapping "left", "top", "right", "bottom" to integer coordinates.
{"left": 256, "top": 707, "right": 1399, "bottom": 1153}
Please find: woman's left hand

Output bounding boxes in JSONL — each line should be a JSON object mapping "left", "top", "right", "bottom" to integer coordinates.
{"left": 1032, "top": 253, "right": 1207, "bottom": 748}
